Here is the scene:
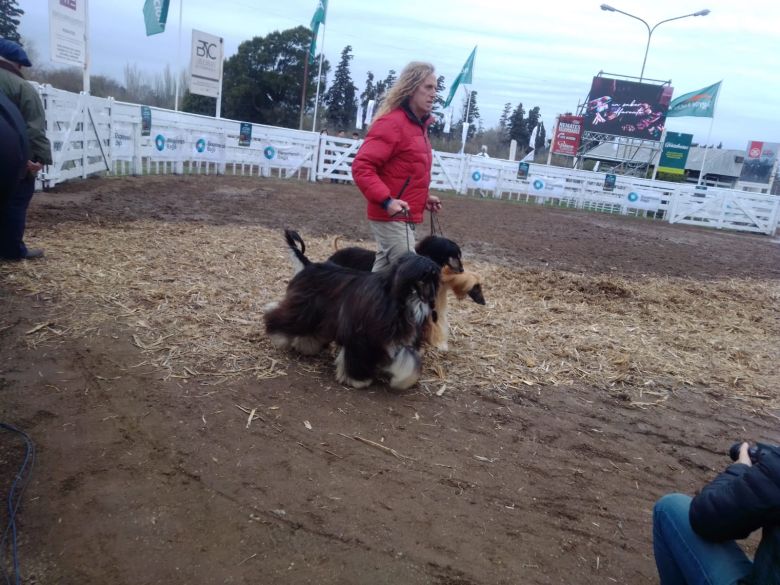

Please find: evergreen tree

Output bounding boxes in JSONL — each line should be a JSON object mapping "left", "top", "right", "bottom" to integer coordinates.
{"left": 324, "top": 45, "right": 357, "bottom": 131}
{"left": 429, "top": 75, "right": 447, "bottom": 138}
{"left": 0, "top": 0, "right": 23, "bottom": 43}
{"left": 498, "top": 102, "right": 512, "bottom": 143}
{"left": 358, "top": 71, "right": 376, "bottom": 126}
{"left": 458, "top": 91, "right": 480, "bottom": 141}
{"left": 374, "top": 69, "right": 396, "bottom": 110}
{"left": 508, "top": 102, "right": 529, "bottom": 148}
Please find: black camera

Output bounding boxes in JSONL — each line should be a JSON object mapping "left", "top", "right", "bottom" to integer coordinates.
{"left": 729, "top": 442, "right": 778, "bottom": 464}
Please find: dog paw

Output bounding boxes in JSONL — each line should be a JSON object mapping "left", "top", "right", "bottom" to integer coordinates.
{"left": 268, "top": 333, "right": 292, "bottom": 349}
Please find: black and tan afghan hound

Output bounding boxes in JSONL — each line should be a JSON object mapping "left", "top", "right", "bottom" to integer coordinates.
{"left": 428, "top": 265, "right": 486, "bottom": 351}
{"left": 326, "top": 234, "right": 464, "bottom": 274}
{"left": 265, "top": 230, "right": 441, "bottom": 390}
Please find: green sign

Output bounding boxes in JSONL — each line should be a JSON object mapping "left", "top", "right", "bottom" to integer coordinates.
{"left": 658, "top": 132, "right": 693, "bottom": 175}
{"left": 143, "top": 0, "right": 170, "bottom": 36}
{"left": 140, "top": 106, "right": 152, "bottom": 136}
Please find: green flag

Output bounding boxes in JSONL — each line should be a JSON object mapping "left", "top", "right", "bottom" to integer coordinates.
{"left": 667, "top": 81, "right": 721, "bottom": 118}
{"left": 143, "top": 0, "right": 170, "bottom": 36}
{"left": 309, "top": 0, "right": 328, "bottom": 62}
{"left": 444, "top": 46, "right": 477, "bottom": 109}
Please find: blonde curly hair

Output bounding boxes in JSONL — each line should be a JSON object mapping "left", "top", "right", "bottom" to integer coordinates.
{"left": 372, "top": 61, "right": 436, "bottom": 123}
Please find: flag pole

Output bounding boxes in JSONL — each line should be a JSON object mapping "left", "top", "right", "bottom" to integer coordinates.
{"left": 696, "top": 81, "right": 722, "bottom": 187}
{"left": 174, "top": 0, "right": 183, "bottom": 111}
{"left": 83, "top": 0, "right": 90, "bottom": 93}
{"left": 312, "top": 25, "right": 326, "bottom": 132}
{"left": 299, "top": 49, "right": 310, "bottom": 130}
{"left": 460, "top": 86, "right": 472, "bottom": 154}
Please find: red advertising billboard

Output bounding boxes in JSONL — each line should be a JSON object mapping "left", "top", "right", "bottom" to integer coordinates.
{"left": 551, "top": 115, "right": 584, "bottom": 156}
{"left": 583, "top": 77, "right": 673, "bottom": 141}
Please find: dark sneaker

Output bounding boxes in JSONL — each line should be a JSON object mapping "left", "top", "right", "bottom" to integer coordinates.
{"left": 22, "top": 248, "right": 44, "bottom": 260}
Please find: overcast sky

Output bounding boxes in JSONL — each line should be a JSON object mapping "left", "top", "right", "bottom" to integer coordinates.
{"left": 18, "top": 0, "right": 780, "bottom": 149}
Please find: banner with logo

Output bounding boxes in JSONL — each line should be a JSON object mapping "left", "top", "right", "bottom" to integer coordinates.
{"left": 112, "top": 125, "right": 135, "bottom": 158}
{"left": 551, "top": 115, "right": 584, "bottom": 156}
{"left": 528, "top": 176, "right": 565, "bottom": 198}
{"left": 140, "top": 106, "right": 152, "bottom": 136}
{"left": 192, "top": 133, "right": 226, "bottom": 161}
{"left": 667, "top": 81, "right": 721, "bottom": 118}
{"left": 143, "top": 0, "right": 170, "bottom": 36}
{"left": 624, "top": 190, "right": 662, "bottom": 211}
{"left": 151, "top": 130, "right": 187, "bottom": 160}
{"left": 49, "top": 0, "right": 86, "bottom": 66}
{"left": 657, "top": 132, "right": 693, "bottom": 175}
{"left": 467, "top": 165, "right": 498, "bottom": 190}
{"left": 739, "top": 141, "right": 779, "bottom": 184}
{"left": 261, "top": 144, "right": 308, "bottom": 169}
{"left": 190, "top": 29, "right": 223, "bottom": 98}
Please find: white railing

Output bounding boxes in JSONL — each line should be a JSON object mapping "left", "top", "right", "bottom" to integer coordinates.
{"left": 37, "top": 84, "right": 780, "bottom": 236}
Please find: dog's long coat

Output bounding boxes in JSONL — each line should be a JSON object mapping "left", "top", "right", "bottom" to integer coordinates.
{"left": 265, "top": 230, "right": 441, "bottom": 389}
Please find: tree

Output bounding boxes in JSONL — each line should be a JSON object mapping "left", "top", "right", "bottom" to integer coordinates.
{"left": 221, "top": 26, "right": 326, "bottom": 128}
{"left": 508, "top": 102, "right": 529, "bottom": 149}
{"left": 498, "top": 102, "right": 512, "bottom": 144}
{"left": 374, "top": 69, "right": 396, "bottom": 111}
{"left": 0, "top": 0, "right": 23, "bottom": 43}
{"left": 324, "top": 45, "right": 357, "bottom": 131}
{"left": 429, "top": 75, "right": 447, "bottom": 138}
{"left": 358, "top": 71, "right": 376, "bottom": 127}
{"left": 458, "top": 91, "right": 480, "bottom": 141}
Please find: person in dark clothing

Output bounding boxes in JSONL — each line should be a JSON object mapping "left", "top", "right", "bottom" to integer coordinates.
{"left": 0, "top": 39, "right": 53, "bottom": 261}
{"left": 0, "top": 91, "right": 28, "bottom": 200}
{"left": 653, "top": 441, "right": 780, "bottom": 585}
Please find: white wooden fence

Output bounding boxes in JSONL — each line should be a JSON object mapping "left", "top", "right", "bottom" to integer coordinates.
{"left": 37, "top": 84, "right": 780, "bottom": 236}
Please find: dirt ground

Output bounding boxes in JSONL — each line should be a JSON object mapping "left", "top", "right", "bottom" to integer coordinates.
{"left": 2, "top": 175, "right": 779, "bottom": 585}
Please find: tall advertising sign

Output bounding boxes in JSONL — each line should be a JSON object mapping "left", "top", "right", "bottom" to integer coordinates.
{"left": 657, "top": 132, "right": 693, "bottom": 175}
{"left": 49, "top": 0, "right": 86, "bottom": 67}
{"left": 189, "top": 29, "right": 223, "bottom": 98}
{"left": 739, "top": 141, "right": 779, "bottom": 184}
{"left": 551, "top": 115, "right": 584, "bottom": 156}
{"left": 583, "top": 77, "right": 673, "bottom": 141}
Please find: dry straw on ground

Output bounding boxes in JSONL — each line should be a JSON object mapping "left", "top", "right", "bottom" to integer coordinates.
{"left": 2, "top": 220, "right": 778, "bottom": 407}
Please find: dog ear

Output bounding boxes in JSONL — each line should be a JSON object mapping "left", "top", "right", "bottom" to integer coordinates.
{"left": 391, "top": 255, "right": 440, "bottom": 302}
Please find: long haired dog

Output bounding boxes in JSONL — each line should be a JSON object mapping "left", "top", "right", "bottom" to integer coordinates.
{"left": 427, "top": 266, "right": 486, "bottom": 351}
{"left": 327, "top": 234, "right": 464, "bottom": 274}
{"left": 266, "top": 230, "right": 441, "bottom": 390}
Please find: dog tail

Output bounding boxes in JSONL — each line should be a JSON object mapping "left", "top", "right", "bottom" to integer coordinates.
{"left": 284, "top": 229, "right": 311, "bottom": 274}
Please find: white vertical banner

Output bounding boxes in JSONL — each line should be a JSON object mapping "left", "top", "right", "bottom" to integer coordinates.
{"left": 189, "top": 29, "right": 223, "bottom": 98}
{"left": 49, "top": 0, "right": 86, "bottom": 66}
{"left": 364, "top": 99, "right": 376, "bottom": 125}
{"left": 460, "top": 122, "right": 469, "bottom": 145}
{"left": 355, "top": 102, "right": 364, "bottom": 130}
{"left": 443, "top": 108, "right": 452, "bottom": 134}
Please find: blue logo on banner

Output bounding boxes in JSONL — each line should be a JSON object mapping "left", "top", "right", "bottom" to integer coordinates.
{"left": 471, "top": 170, "right": 481, "bottom": 182}
{"left": 195, "top": 138, "right": 206, "bottom": 153}
{"left": 263, "top": 146, "right": 276, "bottom": 160}
{"left": 627, "top": 192, "right": 639, "bottom": 202}
{"left": 533, "top": 179, "right": 545, "bottom": 190}
{"left": 155, "top": 134, "right": 166, "bottom": 151}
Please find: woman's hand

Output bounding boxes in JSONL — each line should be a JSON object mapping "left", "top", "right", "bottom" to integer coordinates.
{"left": 386, "top": 198, "right": 410, "bottom": 217}
{"left": 425, "top": 195, "right": 442, "bottom": 212}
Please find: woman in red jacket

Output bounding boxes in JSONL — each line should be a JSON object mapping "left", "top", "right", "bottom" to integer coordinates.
{"left": 351, "top": 61, "right": 442, "bottom": 272}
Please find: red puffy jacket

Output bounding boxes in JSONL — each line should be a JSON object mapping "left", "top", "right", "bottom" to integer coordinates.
{"left": 352, "top": 106, "right": 434, "bottom": 223}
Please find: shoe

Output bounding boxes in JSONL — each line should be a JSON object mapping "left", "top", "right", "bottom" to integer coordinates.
{"left": 22, "top": 248, "right": 44, "bottom": 260}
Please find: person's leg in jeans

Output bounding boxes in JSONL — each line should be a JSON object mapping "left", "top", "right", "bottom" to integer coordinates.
{"left": 369, "top": 220, "right": 416, "bottom": 272}
{"left": 653, "top": 493, "right": 752, "bottom": 585}
{"left": 0, "top": 174, "right": 35, "bottom": 260}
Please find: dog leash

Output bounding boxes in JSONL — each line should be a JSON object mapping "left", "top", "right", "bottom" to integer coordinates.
{"left": 429, "top": 209, "right": 444, "bottom": 237}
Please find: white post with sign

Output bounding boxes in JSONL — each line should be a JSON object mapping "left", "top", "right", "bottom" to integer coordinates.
{"left": 49, "top": 0, "right": 88, "bottom": 91}
{"left": 189, "top": 29, "right": 224, "bottom": 118}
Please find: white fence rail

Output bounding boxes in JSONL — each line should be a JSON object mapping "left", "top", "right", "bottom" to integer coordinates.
{"left": 37, "top": 84, "right": 779, "bottom": 236}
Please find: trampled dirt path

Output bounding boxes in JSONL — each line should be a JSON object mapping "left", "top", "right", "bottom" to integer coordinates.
{"left": 1, "top": 175, "right": 778, "bottom": 584}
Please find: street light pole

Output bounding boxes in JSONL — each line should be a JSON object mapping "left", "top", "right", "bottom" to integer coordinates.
{"left": 600, "top": 4, "right": 710, "bottom": 82}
